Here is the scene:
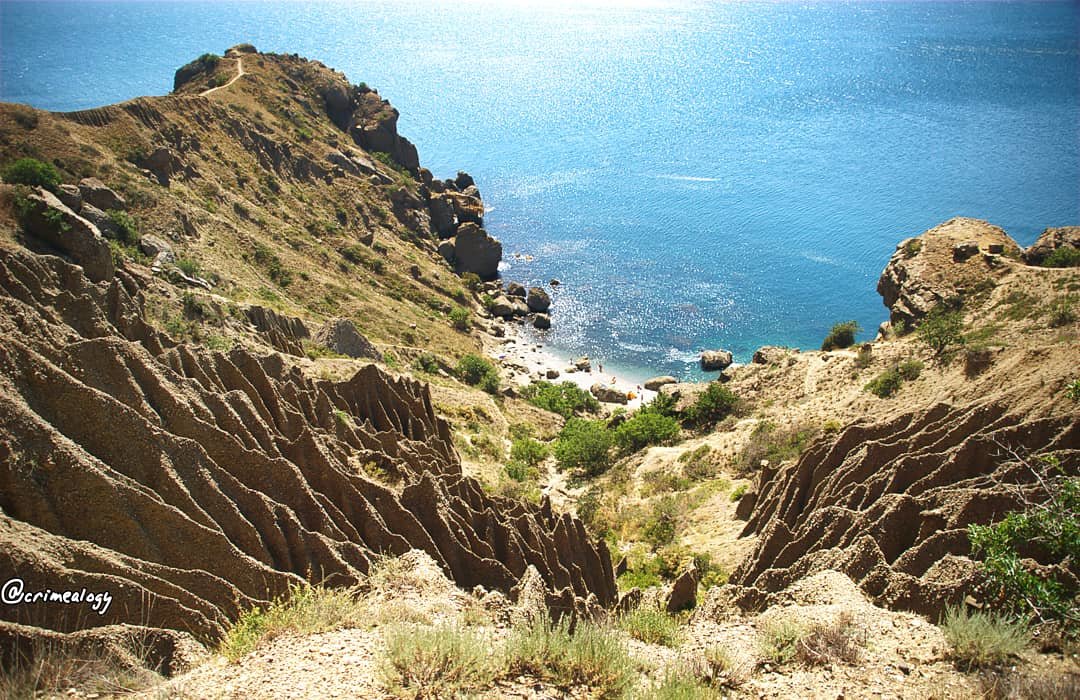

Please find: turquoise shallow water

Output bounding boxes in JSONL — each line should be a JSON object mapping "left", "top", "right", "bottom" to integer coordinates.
{"left": 3, "top": 0, "right": 1078, "bottom": 381}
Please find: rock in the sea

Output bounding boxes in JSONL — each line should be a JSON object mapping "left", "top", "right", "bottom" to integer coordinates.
{"left": 445, "top": 191, "right": 484, "bottom": 226}
{"left": 78, "top": 177, "right": 125, "bottom": 211}
{"left": 453, "top": 223, "right": 501, "bottom": 281}
{"left": 574, "top": 357, "right": 591, "bottom": 372}
{"left": 700, "top": 349, "right": 733, "bottom": 372}
{"left": 455, "top": 171, "right": 475, "bottom": 190}
{"left": 1024, "top": 226, "right": 1080, "bottom": 266}
{"left": 314, "top": 318, "right": 382, "bottom": 360}
{"left": 545, "top": 368, "right": 560, "bottom": 379}
{"left": 490, "top": 295, "right": 514, "bottom": 318}
{"left": 506, "top": 282, "right": 526, "bottom": 298}
{"left": 526, "top": 287, "right": 551, "bottom": 312}
{"left": 666, "top": 564, "right": 700, "bottom": 613}
{"left": 533, "top": 313, "right": 551, "bottom": 330}
{"left": 643, "top": 376, "right": 677, "bottom": 391}
{"left": 509, "top": 298, "right": 529, "bottom": 317}
{"left": 21, "top": 189, "right": 114, "bottom": 282}
{"left": 591, "top": 383, "right": 628, "bottom": 405}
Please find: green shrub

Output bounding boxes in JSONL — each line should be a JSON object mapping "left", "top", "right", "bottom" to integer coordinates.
{"left": 449, "top": 306, "right": 471, "bottom": 331}
{"left": 730, "top": 484, "right": 748, "bottom": 502}
{"left": 1041, "top": 246, "right": 1080, "bottom": 268}
{"left": 175, "top": 257, "right": 201, "bottom": 277}
{"left": 898, "top": 359, "right": 923, "bottom": 380}
{"left": 617, "top": 607, "right": 683, "bottom": 647}
{"left": 821, "top": 320, "right": 860, "bottom": 351}
{"left": 683, "top": 383, "right": 738, "bottom": 426}
{"left": 940, "top": 606, "right": 1029, "bottom": 670}
{"left": 106, "top": 209, "right": 139, "bottom": 245}
{"left": 510, "top": 436, "right": 549, "bottom": 467}
{"left": 413, "top": 353, "right": 440, "bottom": 374}
{"left": 220, "top": 584, "right": 367, "bottom": 662}
{"left": 679, "top": 444, "right": 716, "bottom": 481}
{"left": 642, "top": 496, "right": 679, "bottom": 549}
{"left": 2, "top": 157, "right": 60, "bottom": 191}
{"left": 918, "top": 306, "right": 964, "bottom": 357}
{"left": 614, "top": 410, "right": 680, "bottom": 452}
{"left": 1066, "top": 378, "right": 1080, "bottom": 402}
{"left": 865, "top": 367, "right": 903, "bottom": 398}
{"left": 504, "top": 615, "right": 634, "bottom": 699}
{"left": 380, "top": 624, "right": 497, "bottom": 697}
{"left": 967, "top": 454, "right": 1078, "bottom": 630}
{"left": 522, "top": 380, "right": 600, "bottom": 418}
{"left": 1047, "top": 295, "right": 1076, "bottom": 327}
{"left": 758, "top": 618, "right": 805, "bottom": 665}
{"left": 455, "top": 353, "right": 500, "bottom": 394}
{"left": 504, "top": 460, "right": 537, "bottom": 483}
{"left": 735, "top": 421, "right": 818, "bottom": 473}
{"left": 645, "top": 671, "right": 722, "bottom": 700}
{"left": 461, "top": 271, "right": 481, "bottom": 290}
{"left": 554, "top": 418, "right": 612, "bottom": 476}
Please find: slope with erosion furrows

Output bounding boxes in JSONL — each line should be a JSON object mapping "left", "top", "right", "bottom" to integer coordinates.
{"left": 727, "top": 219, "right": 1080, "bottom": 619}
{"left": 0, "top": 246, "right": 616, "bottom": 648}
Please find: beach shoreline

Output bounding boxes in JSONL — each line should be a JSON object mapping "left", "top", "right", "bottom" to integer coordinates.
{"left": 482, "top": 321, "right": 658, "bottom": 412}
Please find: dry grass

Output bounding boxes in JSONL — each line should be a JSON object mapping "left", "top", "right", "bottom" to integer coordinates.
{"left": 0, "top": 639, "right": 166, "bottom": 699}
{"left": 795, "top": 612, "right": 865, "bottom": 666}
{"left": 941, "top": 606, "right": 1030, "bottom": 670}
{"left": 689, "top": 644, "right": 749, "bottom": 689}
{"left": 380, "top": 623, "right": 497, "bottom": 699}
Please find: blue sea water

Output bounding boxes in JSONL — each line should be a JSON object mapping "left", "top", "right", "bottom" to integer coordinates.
{"left": 2, "top": 1, "right": 1078, "bottom": 381}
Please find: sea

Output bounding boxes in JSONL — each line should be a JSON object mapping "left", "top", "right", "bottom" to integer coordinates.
{"left": 2, "top": 0, "right": 1078, "bottom": 381}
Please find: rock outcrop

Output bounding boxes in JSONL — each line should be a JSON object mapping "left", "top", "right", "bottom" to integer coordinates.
{"left": 453, "top": 222, "right": 502, "bottom": 281}
{"left": 590, "top": 383, "right": 628, "bottom": 405}
{"left": 0, "top": 248, "right": 616, "bottom": 644}
{"left": 20, "top": 189, "right": 114, "bottom": 282}
{"left": 877, "top": 218, "right": 1021, "bottom": 328}
{"left": 700, "top": 349, "right": 733, "bottom": 372}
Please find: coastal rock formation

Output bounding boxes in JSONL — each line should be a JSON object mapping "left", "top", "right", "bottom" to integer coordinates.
{"left": 1023, "top": 225, "right": 1080, "bottom": 265}
{"left": 877, "top": 218, "right": 1021, "bottom": 328}
{"left": 643, "top": 376, "right": 677, "bottom": 391}
{"left": 590, "top": 383, "right": 628, "bottom": 405}
{"left": 0, "top": 237, "right": 614, "bottom": 644}
{"left": 453, "top": 223, "right": 502, "bottom": 280}
{"left": 526, "top": 287, "right": 551, "bottom": 313}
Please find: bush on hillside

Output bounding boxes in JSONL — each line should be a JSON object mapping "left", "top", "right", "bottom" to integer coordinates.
{"left": 682, "top": 383, "right": 738, "bottom": 426}
{"left": 456, "top": 354, "right": 500, "bottom": 395}
{"left": 917, "top": 306, "right": 964, "bottom": 357}
{"left": 865, "top": 367, "right": 902, "bottom": 398}
{"left": 554, "top": 418, "right": 612, "bottom": 476}
{"left": 449, "top": 306, "right": 471, "bottom": 331}
{"left": 821, "top": 320, "right": 860, "bottom": 351}
{"left": 521, "top": 381, "right": 600, "bottom": 418}
{"left": 2, "top": 157, "right": 60, "bottom": 192}
{"left": 509, "top": 436, "right": 549, "bottom": 467}
{"left": 940, "top": 606, "right": 1029, "bottom": 670}
{"left": 1041, "top": 246, "right": 1080, "bottom": 268}
{"left": 614, "top": 410, "right": 680, "bottom": 452}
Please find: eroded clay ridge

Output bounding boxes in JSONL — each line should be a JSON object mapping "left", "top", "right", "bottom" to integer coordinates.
{"left": 729, "top": 400, "right": 1079, "bottom": 618}
{"left": 0, "top": 248, "right": 615, "bottom": 642}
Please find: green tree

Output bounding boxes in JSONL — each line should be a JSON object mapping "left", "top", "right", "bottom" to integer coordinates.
{"left": 554, "top": 418, "right": 612, "bottom": 476}
{"left": 2, "top": 157, "right": 61, "bottom": 191}
{"left": 821, "top": 320, "right": 860, "bottom": 351}
{"left": 917, "top": 306, "right": 964, "bottom": 357}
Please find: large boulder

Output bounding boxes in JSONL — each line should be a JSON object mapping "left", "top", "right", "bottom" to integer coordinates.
{"left": 78, "top": 204, "right": 119, "bottom": 240}
{"left": 428, "top": 195, "right": 456, "bottom": 238}
{"left": 590, "top": 383, "right": 628, "bottom": 405}
{"left": 1024, "top": 226, "right": 1080, "bottom": 266}
{"left": 526, "top": 287, "right": 551, "bottom": 313}
{"left": 21, "top": 189, "right": 114, "bottom": 282}
{"left": 700, "top": 349, "right": 733, "bottom": 372}
{"left": 314, "top": 318, "right": 382, "bottom": 360}
{"left": 752, "top": 346, "right": 796, "bottom": 365}
{"left": 666, "top": 564, "right": 700, "bottom": 613}
{"left": 506, "top": 282, "right": 526, "bottom": 298}
{"left": 437, "top": 239, "right": 456, "bottom": 265}
{"left": 77, "top": 177, "right": 125, "bottom": 211}
{"left": 445, "top": 191, "right": 484, "bottom": 226}
{"left": 643, "top": 376, "right": 677, "bottom": 391}
{"left": 138, "top": 147, "right": 187, "bottom": 187}
{"left": 453, "top": 223, "right": 502, "bottom": 281}
{"left": 533, "top": 313, "right": 551, "bottom": 330}
{"left": 56, "top": 184, "right": 82, "bottom": 211}
{"left": 489, "top": 295, "right": 514, "bottom": 318}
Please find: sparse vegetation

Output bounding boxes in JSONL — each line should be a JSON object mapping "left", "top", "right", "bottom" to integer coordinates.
{"left": 918, "top": 306, "right": 964, "bottom": 357}
{"left": 865, "top": 367, "right": 903, "bottom": 398}
{"left": 106, "top": 209, "right": 139, "bottom": 245}
{"left": 380, "top": 624, "right": 497, "bottom": 698}
{"left": 448, "top": 305, "right": 471, "bottom": 331}
{"left": 2, "top": 157, "right": 60, "bottom": 191}
{"left": 521, "top": 380, "right": 600, "bottom": 418}
{"left": 735, "top": 421, "right": 817, "bottom": 473}
{"left": 1041, "top": 246, "right": 1080, "bottom": 268}
{"left": 758, "top": 618, "right": 805, "bottom": 665}
{"left": 821, "top": 320, "right": 859, "bottom": 351}
{"left": 940, "top": 606, "right": 1029, "bottom": 670}
{"left": 795, "top": 612, "right": 865, "bottom": 667}
{"left": 898, "top": 358, "right": 923, "bottom": 380}
{"left": 730, "top": 484, "right": 748, "bottom": 501}
{"left": 613, "top": 409, "right": 680, "bottom": 452}
{"left": 617, "top": 606, "right": 684, "bottom": 647}
{"left": 220, "top": 584, "right": 368, "bottom": 662}
{"left": 1046, "top": 294, "right": 1076, "bottom": 327}
{"left": 175, "top": 256, "right": 201, "bottom": 278}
